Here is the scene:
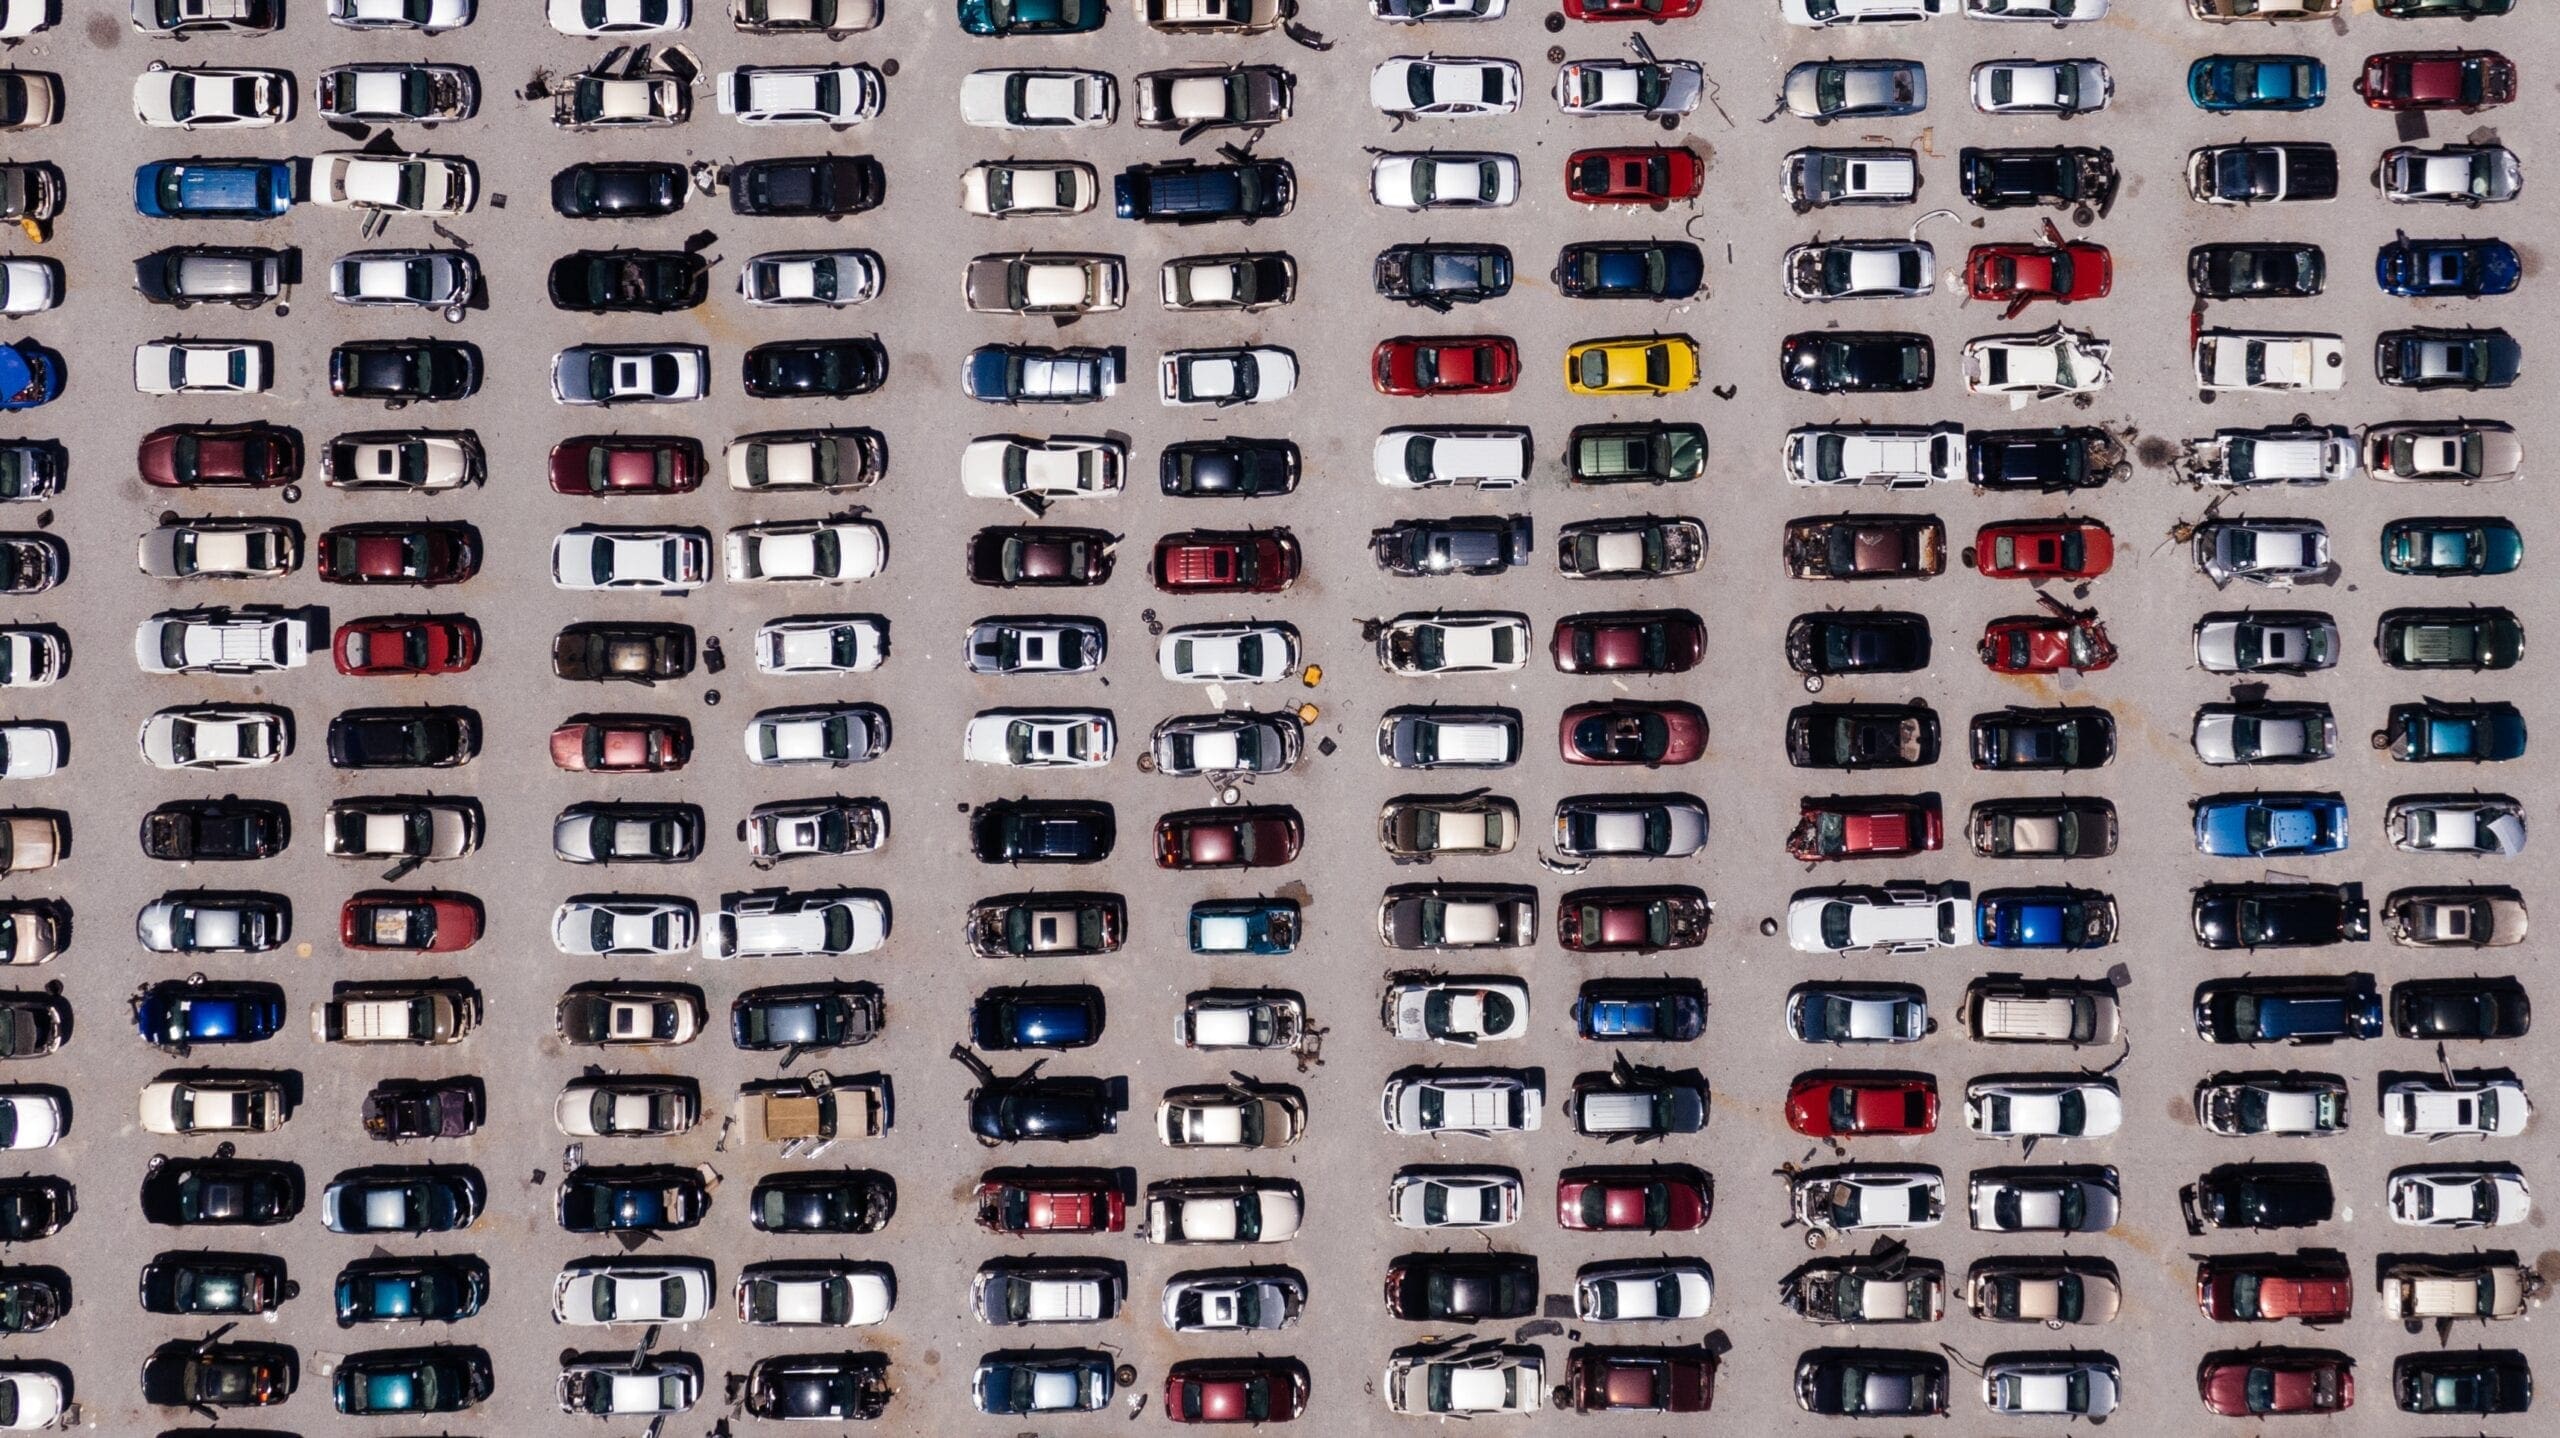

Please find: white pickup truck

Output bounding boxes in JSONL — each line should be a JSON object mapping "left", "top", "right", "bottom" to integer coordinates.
{"left": 135, "top": 609, "right": 310, "bottom": 674}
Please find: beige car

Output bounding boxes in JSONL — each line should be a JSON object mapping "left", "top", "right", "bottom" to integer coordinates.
{"left": 0, "top": 813, "right": 59, "bottom": 875}
{"left": 139, "top": 1077, "right": 290, "bottom": 1135}
{"left": 1156, "top": 1085, "right": 1305, "bottom": 1149}
{"left": 2380, "top": 1259, "right": 2532, "bottom": 1321}
{"left": 1379, "top": 795, "right": 1519, "bottom": 860}
{"left": 555, "top": 1076, "right": 700, "bottom": 1138}
{"left": 963, "top": 252, "right": 1125, "bottom": 316}
{"left": 1966, "top": 1259, "right": 2122, "bottom": 1325}
{"left": 0, "top": 904, "right": 57, "bottom": 965}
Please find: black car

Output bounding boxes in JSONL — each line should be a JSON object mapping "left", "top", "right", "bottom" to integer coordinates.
{"left": 750, "top": 1170, "right": 894, "bottom": 1234}
{"left": 556, "top": 1165, "right": 708, "bottom": 1234}
{"left": 1375, "top": 242, "right": 1513, "bottom": 309}
{"left": 2181, "top": 1163, "right": 2335, "bottom": 1233}
{"left": 746, "top": 1354, "right": 893, "bottom": 1423}
{"left": 744, "top": 338, "right": 886, "bottom": 399}
{"left": 968, "top": 1075, "right": 1123, "bottom": 1143}
{"left": 2193, "top": 976, "right": 2384, "bottom": 1045}
{"left": 1372, "top": 516, "right": 1534, "bottom": 576}
{"left": 142, "top": 1338, "right": 296, "bottom": 1409}
{"left": 0, "top": 1178, "right": 67, "bottom": 1241}
{"left": 1552, "top": 241, "right": 1706, "bottom": 300}
{"left": 1573, "top": 978, "right": 1708, "bottom": 1041}
{"left": 1787, "top": 611, "right": 1931, "bottom": 676}
{"left": 2189, "top": 242, "right": 2326, "bottom": 299}
{"left": 1797, "top": 1349, "right": 1948, "bottom": 1417}
{"left": 1968, "top": 426, "right": 2113, "bottom": 492}
{"left": 1787, "top": 702, "right": 1940, "bottom": 770}
{"left": 2392, "top": 977, "right": 2530, "bottom": 1039}
{"left": 732, "top": 983, "right": 884, "bottom": 1052}
{"left": 2395, "top": 1353, "right": 2532, "bottom": 1415}
{"left": 2193, "top": 882, "right": 2370, "bottom": 950}
{"left": 334, "top": 1255, "right": 489, "bottom": 1325}
{"left": 968, "top": 525, "right": 1114, "bottom": 587}
{"left": 1959, "top": 145, "right": 2119, "bottom": 210}
{"left": 546, "top": 250, "right": 710, "bottom": 314}
{"left": 328, "top": 340, "right": 481, "bottom": 407}
{"left": 972, "top": 985, "right": 1106, "bottom": 1052}
{"left": 0, "top": 1270, "right": 60, "bottom": 1333}
{"left": 140, "top": 798, "right": 290, "bottom": 861}
{"left": 139, "top": 1251, "right": 288, "bottom": 1316}
{"left": 2191, "top": 142, "right": 2338, "bottom": 203}
{"left": 971, "top": 799, "right": 1116, "bottom": 864}
{"left": 1782, "top": 331, "right": 1933, "bottom": 394}
{"left": 1970, "top": 707, "right": 2115, "bottom": 770}
{"left": 1114, "top": 158, "right": 1294, "bottom": 224}
{"left": 142, "top": 1157, "right": 302, "bottom": 1227}
{"left": 552, "top": 161, "right": 689, "bottom": 220}
{"left": 729, "top": 155, "right": 883, "bottom": 218}
{"left": 1161, "top": 438, "right": 1299, "bottom": 498}
{"left": 362, "top": 1078, "right": 482, "bottom": 1141}
{"left": 1385, "top": 1253, "right": 1539, "bottom": 1322}
{"left": 551, "top": 621, "right": 694, "bottom": 682}
{"left": 134, "top": 245, "right": 289, "bottom": 308}
{"left": 325, "top": 707, "right": 478, "bottom": 769}
{"left": 2376, "top": 326, "right": 2522, "bottom": 390}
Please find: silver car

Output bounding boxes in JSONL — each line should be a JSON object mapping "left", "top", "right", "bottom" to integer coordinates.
{"left": 2196, "top": 519, "right": 2330, "bottom": 587}
{"left": 1162, "top": 1270, "right": 1305, "bottom": 1331}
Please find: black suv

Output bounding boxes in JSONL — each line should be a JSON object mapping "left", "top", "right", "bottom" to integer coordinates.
{"left": 1959, "top": 145, "right": 2119, "bottom": 210}
{"left": 744, "top": 338, "right": 886, "bottom": 399}
{"left": 1161, "top": 438, "right": 1299, "bottom": 498}
{"left": 971, "top": 800, "right": 1116, "bottom": 864}
{"left": 325, "top": 707, "right": 479, "bottom": 769}
{"left": 1375, "top": 242, "right": 1513, "bottom": 309}
{"left": 141, "top": 799, "right": 289, "bottom": 861}
{"left": 1114, "top": 159, "right": 1294, "bottom": 224}
{"left": 328, "top": 340, "right": 481, "bottom": 407}
{"left": 2181, "top": 1162, "right": 2334, "bottom": 1233}
{"left": 730, "top": 156, "right": 883, "bottom": 218}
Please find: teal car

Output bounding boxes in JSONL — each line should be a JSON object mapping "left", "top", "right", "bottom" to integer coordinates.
{"left": 957, "top": 0, "right": 1102, "bottom": 33}
{"left": 1188, "top": 898, "right": 1297, "bottom": 955}
{"left": 2188, "top": 55, "right": 2324, "bottom": 112}
{"left": 2385, "top": 700, "right": 2526, "bottom": 763}
{"left": 334, "top": 1347, "right": 492, "bottom": 1415}
{"left": 2380, "top": 517, "right": 2520, "bottom": 576}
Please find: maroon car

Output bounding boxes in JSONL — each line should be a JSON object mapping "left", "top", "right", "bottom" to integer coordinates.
{"left": 2195, "top": 1255, "right": 2353, "bottom": 1323}
{"left": 361, "top": 1078, "right": 482, "bottom": 1140}
{"left": 2356, "top": 50, "right": 2515, "bottom": 111}
{"left": 1156, "top": 807, "right": 1303, "bottom": 870}
{"left": 1151, "top": 530, "right": 1300, "bottom": 595}
{"left": 2199, "top": 1351, "right": 2353, "bottom": 1416}
{"left": 139, "top": 422, "right": 302, "bottom": 488}
{"left": 1556, "top": 1166, "right": 1710, "bottom": 1232}
{"left": 1560, "top": 701, "right": 1707, "bottom": 766}
{"left": 969, "top": 526, "right": 1113, "bottom": 588}
{"left": 340, "top": 891, "right": 483, "bottom": 953}
{"left": 548, "top": 435, "right": 705, "bottom": 495}
{"left": 974, "top": 1172, "right": 1126, "bottom": 1234}
{"left": 1550, "top": 610, "right": 1706, "bottom": 675}
{"left": 550, "top": 716, "right": 693, "bottom": 774}
{"left": 1570, "top": 1348, "right": 1714, "bottom": 1414}
{"left": 318, "top": 522, "right": 480, "bottom": 586}
{"left": 1164, "top": 1360, "right": 1308, "bottom": 1425}
{"left": 1557, "top": 886, "right": 1708, "bottom": 953}
{"left": 1372, "top": 335, "right": 1521, "bottom": 397}
{"left": 1788, "top": 795, "right": 1942, "bottom": 862}
{"left": 334, "top": 615, "right": 479, "bottom": 676}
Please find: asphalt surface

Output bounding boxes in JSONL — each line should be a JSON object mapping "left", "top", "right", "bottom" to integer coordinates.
{"left": 0, "top": 0, "right": 2554, "bottom": 1432}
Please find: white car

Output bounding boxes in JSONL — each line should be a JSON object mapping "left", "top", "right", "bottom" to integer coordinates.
{"left": 316, "top": 62, "right": 480, "bottom": 125}
{"left": 1985, "top": 1358, "right": 2118, "bottom": 1419}
{"left": 2195, "top": 1076, "right": 2347, "bottom": 1136}
{"left": 553, "top": 898, "right": 699, "bottom": 958}
{"left": 137, "top": 895, "right": 286, "bottom": 953}
{"left": 1161, "top": 347, "right": 1296, "bottom": 406}
{"left": 743, "top": 799, "right": 888, "bottom": 863}
{"left": 134, "top": 65, "right": 293, "bottom": 127}
{"left": 1162, "top": 1272, "right": 1302, "bottom": 1332}
{"left": 1158, "top": 623, "right": 1298, "bottom": 683}
{"left": 1788, "top": 884, "right": 1975, "bottom": 955}
{"left": 964, "top": 710, "right": 1114, "bottom": 769}
{"left": 2381, "top": 143, "right": 2521, "bottom": 206}
{"left": 1160, "top": 253, "right": 1291, "bottom": 311}
{"left": 2192, "top": 702, "right": 2335, "bottom": 765}
{"left": 962, "top": 160, "right": 1097, "bottom": 218}
{"left": 1158, "top": 1089, "right": 1305, "bottom": 1149}
{"left": 309, "top": 151, "right": 476, "bottom": 213}
{"left": 1554, "top": 59, "right": 1703, "bottom": 116}
{"left": 1375, "top": 426, "right": 1533, "bottom": 489}
{"left": 708, "top": 890, "right": 888, "bottom": 960}
{"left": 556, "top": 1077, "right": 697, "bottom": 1137}
{"left": 1972, "top": 58, "right": 2110, "bottom": 115}
{"left": 327, "top": 432, "right": 479, "bottom": 491}
{"left": 135, "top": 340, "right": 268, "bottom": 396}
{"left": 1967, "top": 0, "right": 2103, "bottom": 13}
{"left": 328, "top": 249, "right": 474, "bottom": 309}
{"left": 738, "top": 1263, "right": 894, "bottom": 1327}
{"left": 0, "top": 724, "right": 58, "bottom": 780}
{"left": 1152, "top": 713, "right": 1300, "bottom": 776}
{"left": 2382, "top": 1079, "right": 2528, "bottom": 1138}
{"left": 0, "top": 1370, "right": 62, "bottom": 1430}
{"left": 961, "top": 436, "right": 1124, "bottom": 502}
{"left": 323, "top": 797, "right": 479, "bottom": 861}
{"left": 0, "top": 629, "right": 61, "bottom": 689}
{"left": 1389, "top": 1168, "right": 1521, "bottom": 1228}
{"left": 1380, "top": 1071, "right": 1542, "bottom": 1135}
{"left": 745, "top": 705, "right": 887, "bottom": 767}
{"left": 1964, "top": 326, "right": 2110, "bottom": 399}
{"left": 552, "top": 527, "right": 710, "bottom": 591}
{"left": 554, "top": 1261, "right": 715, "bottom": 1326}
{"left": 140, "top": 706, "right": 285, "bottom": 769}
{"left": 1576, "top": 1259, "right": 1712, "bottom": 1322}
{"left": 1969, "top": 1170, "right": 2119, "bottom": 1232}
{"left": 138, "top": 1077, "right": 287, "bottom": 1135}
{"left": 969, "top": 252, "right": 1125, "bottom": 316}
{"left": 0, "top": 1090, "right": 61, "bottom": 1149}
{"left": 1783, "top": 240, "right": 1936, "bottom": 300}
{"left": 1145, "top": 1179, "right": 1303, "bottom": 1245}
{"left": 1376, "top": 612, "right": 1530, "bottom": 675}
{"left": 755, "top": 617, "right": 887, "bottom": 674}
{"left": 552, "top": 344, "right": 710, "bottom": 406}
{"left": 724, "top": 520, "right": 886, "bottom": 584}
{"left": 2198, "top": 611, "right": 2336, "bottom": 674}
{"left": 1787, "top": 423, "right": 1962, "bottom": 487}
{"left": 1371, "top": 150, "right": 1519, "bottom": 210}
{"left": 1384, "top": 1351, "right": 1544, "bottom": 1418}
{"left": 738, "top": 250, "right": 883, "bottom": 307}
{"left": 2194, "top": 330, "right": 2347, "bottom": 392}
{"left": 959, "top": 68, "right": 1116, "bottom": 129}
{"left": 328, "top": 0, "right": 474, "bottom": 29}
{"left": 2364, "top": 419, "right": 2520, "bottom": 484}
{"left": 1371, "top": 55, "right": 1521, "bottom": 118}
{"left": 137, "top": 518, "right": 298, "bottom": 580}
{"left": 1178, "top": 992, "right": 1305, "bottom": 1051}
{"left": 135, "top": 610, "right": 310, "bottom": 674}
{"left": 2192, "top": 425, "right": 2358, "bottom": 487}
{"left": 1372, "top": 0, "right": 1506, "bottom": 17}
{"left": 1965, "top": 1078, "right": 2123, "bottom": 1139}
{"left": 1783, "top": 0, "right": 1945, "bottom": 23}
{"left": 2390, "top": 1166, "right": 2529, "bottom": 1227}
{"left": 551, "top": 0, "right": 687, "bottom": 30}
{"left": 2388, "top": 796, "right": 2526, "bottom": 857}
{"left": 726, "top": 430, "right": 879, "bottom": 491}
{"left": 717, "top": 64, "right": 882, "bottom": 126}
{"left": 1386, "top": 976, "right": 1531, "bottom": 1044}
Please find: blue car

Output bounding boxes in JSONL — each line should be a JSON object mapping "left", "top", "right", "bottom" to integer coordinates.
{"left": 2195, "top": 977, "right": 2383, "bottom": 1045}
{"left": 2193, "top": 793, "right": 2349, "bottom": 857}
{"left": 971, "top": 986, "right": 1103, "bottom": 1051}
{"left": 134, "top": 159, "right": 297, "bottom": 220}
{"left": 1573, "top": 980, "right": 1706, "bottom": 1042}
{"left": 1977, "top": 887, "right": 2116, "bottom": 949}
{"left": 2188, "top": 55, "right": 2325, "bottom": 112}
{"left": 2376, "top": 236, "right": 2520, "bottom": 298}
{"left": 1188, "top": 898, "right": 1298, "bottom": 955}
{"left": 1554, "top": 241, "right": 1706, "bottom": 301}
{"left": 135, "top": 980, "right": 286, "bottom": 1048}
{"left": 2388, "top": 700, "right": 2527, "bottom": 763}
{"left": 0, "top": 341, "right": 59, "bottom": 412}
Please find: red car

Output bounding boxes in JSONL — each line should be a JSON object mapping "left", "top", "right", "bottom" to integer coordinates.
{"left": 1971, "top": 519, "right": 2114, "bottom": 580}
{"left": 1373, "top": 335, "right": 1520, "bottom": 397}
{"left": 548, "top": 434, "right": 705, "bottom": 496}
{"left": 1156, "top": 806, "right": 1303, "bottom": 870}
{"left": 1557, "top": 887, "right": 1707, "bottom": 953}
{"left": 1164, "top": 1361, "right": 1308, "bottom": 1425}
{"left": 317, "top": 522, "right": 480, "bottom": 586}
{"left": 550, "top": 716, "right": 692, "bottom": 774}
{"left": 2195, "top": 1256, "right": 2353, "bottom": 1323}
{"left": 1560, "top": 701, "right": 1707, "bottom": 766}
{"left": 1570, "top": 1348, "right": 1714, "bottom": 1415}
{"left": 340, "top": 891, "right": 482, "bottom": 953}
{"left": 1965, "top": 239, "right": 2112, "bottom": 318}
{"left": 1565, "top": 0, "right": 1701, "bottom": 18}
{"left": 1551, "top": 610, "right": 1706, "bottom": 675}
{"left": 333, "top": 615, "right": 479, "bottom": 676}
{"left": 2198, "top": 1352, "right": 2353, "bottom": 1416}
{"left": 1556, "top": 1166, "right": 1711, "bottom": 1232}
{"left": 139, "top": 422, "right": 302, "bottom": 488}
{"left": 2356, "top": 50, "right": 2515, "bottom": 111}
{"left": 1150, "top": 530, "right": 1300, "bottom": 594}
{"left": 1787, "top": 795, "right": 1942, "bottom": 861}
{"left": 1786, "top": 1074, "right": 1938, "bottom": 1138}
{"left": 1979, "top": 614, "right": 2116, "bottom": 674}
{"left": 974, "top": 1172, "right": 1125, "bottom": 1234}
{"left": 1566, "top": 147, "right": 1703, "bottom": 206}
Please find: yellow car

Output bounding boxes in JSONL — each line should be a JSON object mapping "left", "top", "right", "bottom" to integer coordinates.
{"left": 1564, "top": 336, "right": 1699, "bottom": 397}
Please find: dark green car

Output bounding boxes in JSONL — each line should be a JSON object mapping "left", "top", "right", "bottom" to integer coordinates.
{"left": 957, "top": 0, "right": 1101, "bottom": 33}
{"left": 2377, "top": 607, "right": 2523, "bottom": 670}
